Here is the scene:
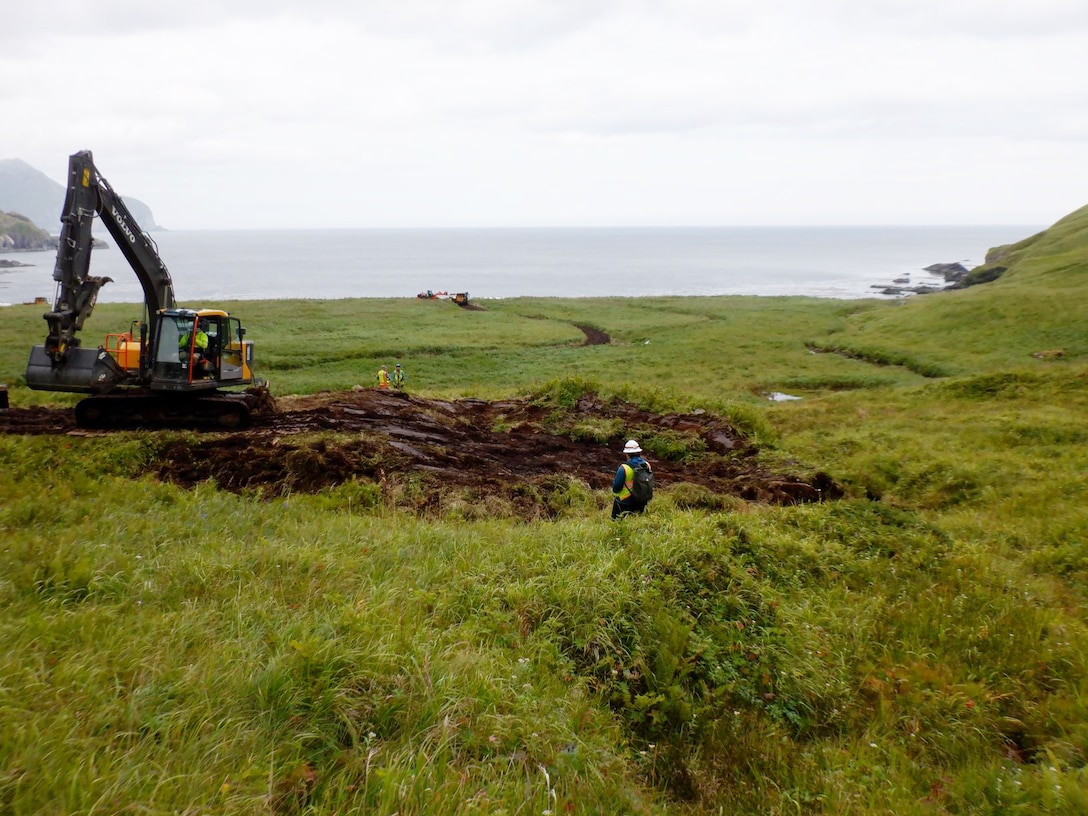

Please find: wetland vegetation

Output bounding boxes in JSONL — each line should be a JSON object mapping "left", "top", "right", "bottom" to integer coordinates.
{"left": 1, "top": 206, "right": 1086, "bottom": 813}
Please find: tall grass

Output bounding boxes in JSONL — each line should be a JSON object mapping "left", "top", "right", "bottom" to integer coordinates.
{"left": 4, "top": 473, "right": 1086, "bottom": 812}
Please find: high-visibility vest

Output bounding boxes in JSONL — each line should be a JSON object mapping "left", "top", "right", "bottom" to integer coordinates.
{"left": 617, "top": 463, "right": 635, "bottom": 500}
{"left": 180, "top": 330, "right": 208, "bottom": 352}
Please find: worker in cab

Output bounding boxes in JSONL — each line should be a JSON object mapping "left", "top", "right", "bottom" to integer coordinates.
{"left": 179, "top": 319, "right": 210, "bottom": 375}
{"left": 377, "top": 364, "right": 391, "bottom": 389}
{"left": 392, "top": 362, "right": 406, "bottom": 390}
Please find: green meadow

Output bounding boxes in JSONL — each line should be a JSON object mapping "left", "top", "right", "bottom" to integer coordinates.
{"left": 1, "top": 206, "right": 1087, "bottom": 814}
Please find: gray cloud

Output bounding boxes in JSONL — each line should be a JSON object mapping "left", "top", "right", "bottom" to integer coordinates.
{"left": 4, "top": 0, "right": 1085, "bottom": 228}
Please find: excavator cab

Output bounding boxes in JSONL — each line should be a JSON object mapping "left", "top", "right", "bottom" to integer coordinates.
{"left": 150, "top": 309, "right": 253, "bottom": 391}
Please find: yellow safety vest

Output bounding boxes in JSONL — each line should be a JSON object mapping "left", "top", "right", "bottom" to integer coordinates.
{"left": 617, "top": 463, "right": 635, "bottom": 500}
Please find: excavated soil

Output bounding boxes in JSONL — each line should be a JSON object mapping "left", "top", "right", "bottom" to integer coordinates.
{"left": 0, "top": 389, "right": 840, "bottom": 518}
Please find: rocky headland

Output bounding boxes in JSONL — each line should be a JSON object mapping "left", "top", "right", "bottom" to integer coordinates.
{"left": 0, "top": 210, "right": 52, "bottom": 251}
{"left": 873, "top": 239, "right": 1024, "bottom": 296}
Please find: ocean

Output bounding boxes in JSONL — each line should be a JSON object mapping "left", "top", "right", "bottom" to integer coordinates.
{"left": 0, "top": 225, "right": 1039, "bottom": 307}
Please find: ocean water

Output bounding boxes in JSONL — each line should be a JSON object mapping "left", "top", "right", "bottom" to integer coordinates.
{"left": 0, "top": 225, "right": 1038, "bottom": 307}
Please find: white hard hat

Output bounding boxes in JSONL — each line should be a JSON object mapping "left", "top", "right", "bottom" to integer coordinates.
{"left": 623, "top": 439, "right": 642, "bottom": 454}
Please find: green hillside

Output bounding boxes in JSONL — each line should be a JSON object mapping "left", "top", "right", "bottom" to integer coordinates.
{"left": 0, "top": 210, "right": 51, "bottom": 249}
{"left": 797, "top": 205, "right": 1088, "bottom": 377}
{"left": 0, "top": 212, "right": 1086, "bottom": 814}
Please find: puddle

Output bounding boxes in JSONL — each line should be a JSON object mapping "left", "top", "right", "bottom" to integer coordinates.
{"left": 767, "top": 392, "right": 802, "bottom": 402}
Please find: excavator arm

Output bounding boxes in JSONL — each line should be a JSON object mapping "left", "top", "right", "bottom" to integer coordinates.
{"left": 44, "top": 150, "right": 176, "bottom": 362}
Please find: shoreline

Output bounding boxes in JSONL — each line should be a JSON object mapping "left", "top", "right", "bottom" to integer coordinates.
{"left": 0, "top": 224, "right": 1034, "bottom": 305}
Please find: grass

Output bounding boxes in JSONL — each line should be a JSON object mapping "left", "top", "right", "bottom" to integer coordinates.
{"left": 1, "top": 206, "right": 1088, "bottom": 813}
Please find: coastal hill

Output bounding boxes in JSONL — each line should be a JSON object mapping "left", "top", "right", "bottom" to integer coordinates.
{"left": 971, "top": 202, "right": 1088, "bottom": 288}
{"left": 805, "top": 201, "right": 1088, "bottom": 376}
{"left": 0, "top": 210, "right": 51, "bottom": 250}
{"left": 0, "top": 157, "right": 162, "bottom": 233}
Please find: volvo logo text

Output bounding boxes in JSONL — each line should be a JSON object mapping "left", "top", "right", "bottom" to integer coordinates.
{"left": 110, "top": 206, "right": 137, "bottom": 244}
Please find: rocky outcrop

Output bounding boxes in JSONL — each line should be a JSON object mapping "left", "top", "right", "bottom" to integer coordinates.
{"left": 875, "top": 256, "right": 1010, "bottom": 296}
{"left": 923, "top": 262, "right": 969, "bottom": 282}
{"left": 947, "top": 265, "right": 1007, "bottom": 289}
{"left": 872, "top": 282, "right": 944, "bottom": 296}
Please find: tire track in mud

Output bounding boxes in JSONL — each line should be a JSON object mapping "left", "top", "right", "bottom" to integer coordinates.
{"left": 574, "top": 324, "right": 611, "bottom": 345}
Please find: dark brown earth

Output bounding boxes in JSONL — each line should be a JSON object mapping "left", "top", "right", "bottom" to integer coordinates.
{"left": 0, "top": 389, "right": 840, "bottom": 518}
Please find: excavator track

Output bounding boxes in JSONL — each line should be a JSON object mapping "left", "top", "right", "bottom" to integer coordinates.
{"left": 74, "top": 388, "right": 272, "bottom": 430}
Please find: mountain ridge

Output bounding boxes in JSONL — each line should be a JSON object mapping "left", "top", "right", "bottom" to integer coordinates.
{"left": 0, "top": 157, "right": 162, "bottom": 233}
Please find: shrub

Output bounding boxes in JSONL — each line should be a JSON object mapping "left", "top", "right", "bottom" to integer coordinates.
{"left": 642, "top": 429, "right": 708, "bottom": 462}
{"left": 309, "top": 480, "right": 383, "bottom": 513}
{"left": 529, "top": 377, "right": 602, "bottom": 408}
{"left": 939, "top": 371, "right": 1043, "bottom": 400}
{"left": 569, "top": 417, "right": 624, "bottom": 444}
{"left": 666, "top": 482, "right": 745, "bottom": 512}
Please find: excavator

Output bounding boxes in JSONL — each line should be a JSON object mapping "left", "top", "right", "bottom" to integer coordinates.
{"left": 25, "top": 150, "right": 271, "bottom": 428}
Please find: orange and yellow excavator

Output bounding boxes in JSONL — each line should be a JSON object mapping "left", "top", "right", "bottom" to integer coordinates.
{"left": 25, "top": 151, "right": 271, "bottom": 427}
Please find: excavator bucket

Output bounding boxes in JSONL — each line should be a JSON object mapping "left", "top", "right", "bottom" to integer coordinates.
{"left": 25, "top": 345, "right": 129, "bottom": 394}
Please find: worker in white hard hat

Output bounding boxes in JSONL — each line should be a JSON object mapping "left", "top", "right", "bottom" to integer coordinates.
{"left": 611, "top": 439, "right": 654, "bottom": 519}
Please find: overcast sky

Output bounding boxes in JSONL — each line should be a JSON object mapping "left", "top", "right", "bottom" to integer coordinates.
{"left": 4, "top": 0, "right": 1086, "bottom": 230}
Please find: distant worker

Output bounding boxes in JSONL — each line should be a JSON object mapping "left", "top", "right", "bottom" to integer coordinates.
{"left": 392, "top": 362, "right": 406, "bottom": 390}
{"left": 611, "top": 439, "right": 654, "bottom": 519}
{"left": 376, "top": 364, "right": 391, "bottom": 389}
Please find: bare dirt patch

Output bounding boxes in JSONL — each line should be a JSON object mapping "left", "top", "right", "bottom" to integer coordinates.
{"left": 575, "top": 324, "right": 611, "bottom": 345}
{"left": 0, "top": 389, "right": 840, "bottom": 517}
{"left": 0, "top": 405, "right": 78, "bottom": 435}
